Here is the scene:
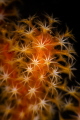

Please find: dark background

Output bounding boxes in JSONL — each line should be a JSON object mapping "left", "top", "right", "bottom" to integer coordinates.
{"left": 19, "top": 0, "right": 80, "bottom": 82}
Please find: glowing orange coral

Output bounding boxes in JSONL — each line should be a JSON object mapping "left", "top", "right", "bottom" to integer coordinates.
{"left": 0, "top": 1, "right": 80, "bottom": 120}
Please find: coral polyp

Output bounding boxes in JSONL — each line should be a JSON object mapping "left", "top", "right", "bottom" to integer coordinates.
{"left": 0, "top": 1, "right": 80, "bottom": 120}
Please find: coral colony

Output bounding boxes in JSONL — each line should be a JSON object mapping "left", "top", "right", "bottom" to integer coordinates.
{"left": 0, "top": 0, "right": 80, "bottom": 120}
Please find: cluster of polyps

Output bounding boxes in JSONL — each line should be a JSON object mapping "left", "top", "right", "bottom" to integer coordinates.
{"left": 0, "top": 1, "right": 80, "bottom": 120}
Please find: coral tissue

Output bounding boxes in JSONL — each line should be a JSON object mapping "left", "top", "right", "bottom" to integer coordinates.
{"left": 0, "top": 1, "right": 80, "bottom": 120}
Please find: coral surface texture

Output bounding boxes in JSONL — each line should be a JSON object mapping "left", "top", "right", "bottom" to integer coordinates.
{"left": 0, "top": 0, "right": 80, "bottom": 120}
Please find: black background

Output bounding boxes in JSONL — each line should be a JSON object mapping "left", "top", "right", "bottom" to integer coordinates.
{"left": 19, "top": 0, "right": 80, "bottom": 82}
